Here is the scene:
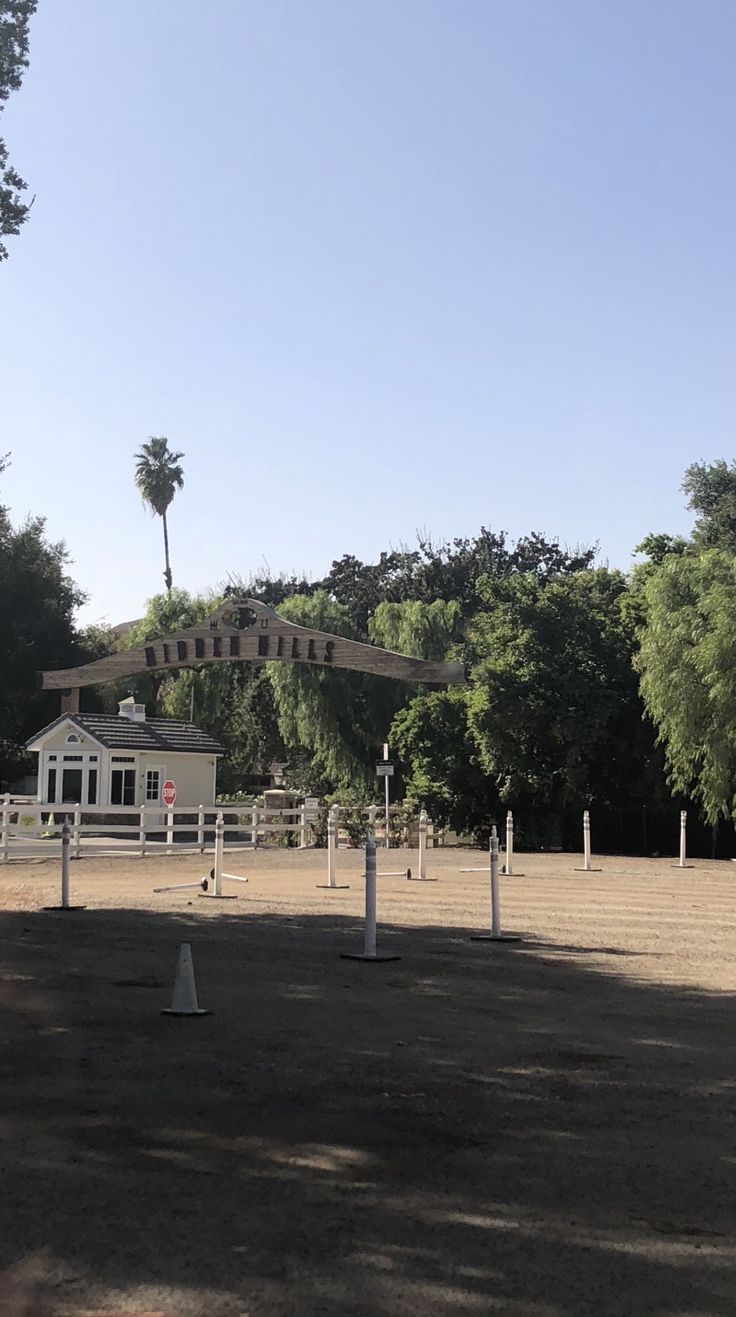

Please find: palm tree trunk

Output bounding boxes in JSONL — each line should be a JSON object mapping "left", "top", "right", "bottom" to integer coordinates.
{"left": 162, "top": 510, "right": 173, "bottom": 591}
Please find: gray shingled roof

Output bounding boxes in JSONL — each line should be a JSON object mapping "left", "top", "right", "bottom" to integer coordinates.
{"left": 27, "top": 714, "right": 224, "bottom": 755}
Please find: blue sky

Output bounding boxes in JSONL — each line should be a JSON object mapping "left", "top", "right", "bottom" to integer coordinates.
{"left": 2, "top": 0, "right": 734, "bottom": 625}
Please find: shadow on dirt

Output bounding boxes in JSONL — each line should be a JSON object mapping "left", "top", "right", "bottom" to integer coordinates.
{"left": 0, "top": 903, "right": 733, "bottom": 1316}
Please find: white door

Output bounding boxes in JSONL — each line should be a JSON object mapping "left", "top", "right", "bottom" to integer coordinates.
{"left": 145, "top": 765, "right": 165, "bottom": 827}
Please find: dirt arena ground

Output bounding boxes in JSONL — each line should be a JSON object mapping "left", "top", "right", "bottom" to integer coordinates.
{"left": 0, "top": 846, "right": 734, "bottom": 1316}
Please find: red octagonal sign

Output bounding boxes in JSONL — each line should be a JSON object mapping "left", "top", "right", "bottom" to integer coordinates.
{"left": 162, "top": 779, "right": 177, "bottom": 808}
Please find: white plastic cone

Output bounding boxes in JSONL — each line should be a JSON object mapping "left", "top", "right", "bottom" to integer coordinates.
{"left": 162, "top": 943, "right": 210, "bottom": 1016}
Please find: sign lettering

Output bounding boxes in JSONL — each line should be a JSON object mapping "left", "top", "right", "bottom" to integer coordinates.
{"left": 39, "top": 598, "right": 465, "bottom": 697}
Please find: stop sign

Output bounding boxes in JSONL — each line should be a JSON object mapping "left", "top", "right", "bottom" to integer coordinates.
{"left": 162, "top": 779, "right": 177, "bottom": 808}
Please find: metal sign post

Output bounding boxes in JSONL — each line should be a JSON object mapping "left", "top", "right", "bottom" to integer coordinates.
{"left": 377, "top": 744, "right": 394, "bottom": 849}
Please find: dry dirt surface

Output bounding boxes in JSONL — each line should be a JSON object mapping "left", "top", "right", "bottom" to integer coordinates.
{"left": 0, "top": 846, "right": 734, "bottom": 1316}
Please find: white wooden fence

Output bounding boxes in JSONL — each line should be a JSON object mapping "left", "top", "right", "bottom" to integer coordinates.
{"left": 0, "top": 797, "right": 312, "bottom": 860}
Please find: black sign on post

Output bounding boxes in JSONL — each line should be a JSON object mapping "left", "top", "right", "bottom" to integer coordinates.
{"left": 376, "top": 762, "right": 394, "bottom": 777}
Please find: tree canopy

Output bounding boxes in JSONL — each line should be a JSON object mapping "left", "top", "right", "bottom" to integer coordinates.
{"left": 0, "top": 0, "right": 37, "bottom": 261}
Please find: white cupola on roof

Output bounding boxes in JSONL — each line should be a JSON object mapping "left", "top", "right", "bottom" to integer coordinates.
{"left": 118, "top": 696, "right": 146, "bottom": 723}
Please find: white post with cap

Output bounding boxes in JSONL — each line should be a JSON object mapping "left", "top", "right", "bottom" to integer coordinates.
{"left": 317, "top": 805, "right": 349, "bottom": 889}
{"left": 505, "top": 810, "right": 523, "bottom": 876}
{"left": 340, "top": 832, "right": 401, "bottom": 962}
{"left": 574, "top": 810, "right": 601, "bottom": 873}
{"left": 672, "top": 810, "right": 694, "bottom": 868}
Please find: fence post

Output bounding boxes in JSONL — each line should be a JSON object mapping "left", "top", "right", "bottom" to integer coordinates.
{"left": 251, "top": 803, "right": 258, "bottom": 849}
{"left": 672, "top": 809, "right": 694, "bottom": 868}
{"left": 340, "top": 831, "right": 400, "bottom": 962}
{"left": 73, "top": 804, "right": 82, "bottom": 859}
{"left": 300, "top": 803, "right": 307, "bottom": 849}
{"left": 1, "top": 794, "right": 10, "bottom": 862}
{"left": 368, "top": 804, "right": 377, "bottom": 834}
{"left": 574, "top": 809, "right": 601, "bottom": 873}
{"left": 198, "top": 803, "right": 205, "bottom": 853}
{"left": 139, "top": 804, "right": 146, "bottom": 857}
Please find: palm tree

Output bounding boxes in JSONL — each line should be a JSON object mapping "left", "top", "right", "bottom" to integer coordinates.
{"left": 134, "top": 437, "right": 185, "bottom": 592}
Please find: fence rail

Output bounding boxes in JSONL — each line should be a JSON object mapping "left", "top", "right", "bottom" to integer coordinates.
{"left": 0, "top": 797, "right": 442, "bottom": 861}
{"left": 0, "top": 797, "right": 315, "bottom": 860}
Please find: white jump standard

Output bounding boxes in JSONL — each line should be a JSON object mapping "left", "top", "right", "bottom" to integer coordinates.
{"left": 503, "top": 810, "right": 524, "bottom": 876}
{"left": 462, "top": 826, "right": 521, "bottom": 944}
{"left": 407, "top": 809, "right": 436, "bottom": 881}
{"left": 317, "top": 806, "right": 350, "bottom": 889}
{"left": 340, "top": 832, "right": 401, "bottom": 963}
{"left": 201, "top": 812, "right": 248, "bottom": 898}
{"left": 672, "top": 810, "right": 695, "bottom": 869}
{"left": 42, "top": 817, "right": 86, "bottom": 911}
{"left": 574, "top": 810, "right": 602, "bottom": 872}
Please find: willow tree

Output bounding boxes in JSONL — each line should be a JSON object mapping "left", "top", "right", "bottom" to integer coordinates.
{"left": 134, "top": 437, "right": 185, "bottom": 591}
{"left": 636, "top": 549, "right": 736, "bottom": 827}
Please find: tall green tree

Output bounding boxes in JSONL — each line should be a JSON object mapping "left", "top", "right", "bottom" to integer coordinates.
{"left": 636, "top": 549, "right": 736, "bottom": 827}
{"left": 682, "top": 459, "right": 736, "bottom": 552}
{"left": 465, "top": 570, "right": 656, "bottom": 842}
{"left": 0, "top": 1, "right": 37, "bottom": 261}
{"left": 391, "top": 688, "right": 495, "bottom": 839}
{"left": 134, "top": 437, "right": 185, "bottom": 592}
{"left": 0, "top": 505, "right": 87, "bottom": 785}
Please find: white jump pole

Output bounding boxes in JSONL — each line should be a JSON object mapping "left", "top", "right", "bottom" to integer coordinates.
{"left": 505, "top": 809, "right": 524, "bottom": 876}
{"left": 463, "top": 826, "right": 521, "bottom": 943}
{"left": 154, "top": 878, "right": 209, "bottom": 893}
{"left": 340, "top": 831, "right": 401, "bottom": 962}
{"left": 574, "top": 809, "right": 601, "bottom": 873}
{"left": 43, "top": 817, "right": 86, "bottom": 912}
{"left": 407, "top": 808, "right": 437, "bottom": 881}
{"left": 672, "top": 809, "right": 694, "bottom": 868}
{"left": 317, "top": 805, "right": 349, "bottom": 888}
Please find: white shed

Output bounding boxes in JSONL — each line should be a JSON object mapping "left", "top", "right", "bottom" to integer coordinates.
{"left": 26, "top": 698, "right": 224, "bottom": 809}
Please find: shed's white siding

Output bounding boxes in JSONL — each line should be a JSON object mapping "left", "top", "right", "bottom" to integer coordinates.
{"left": 31, "top": 719, "right": 219, "bottom": 807}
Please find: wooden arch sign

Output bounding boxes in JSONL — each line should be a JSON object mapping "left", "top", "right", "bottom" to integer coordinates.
{"left": 38, "top": 599, "right": 465, "bottom": 712}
